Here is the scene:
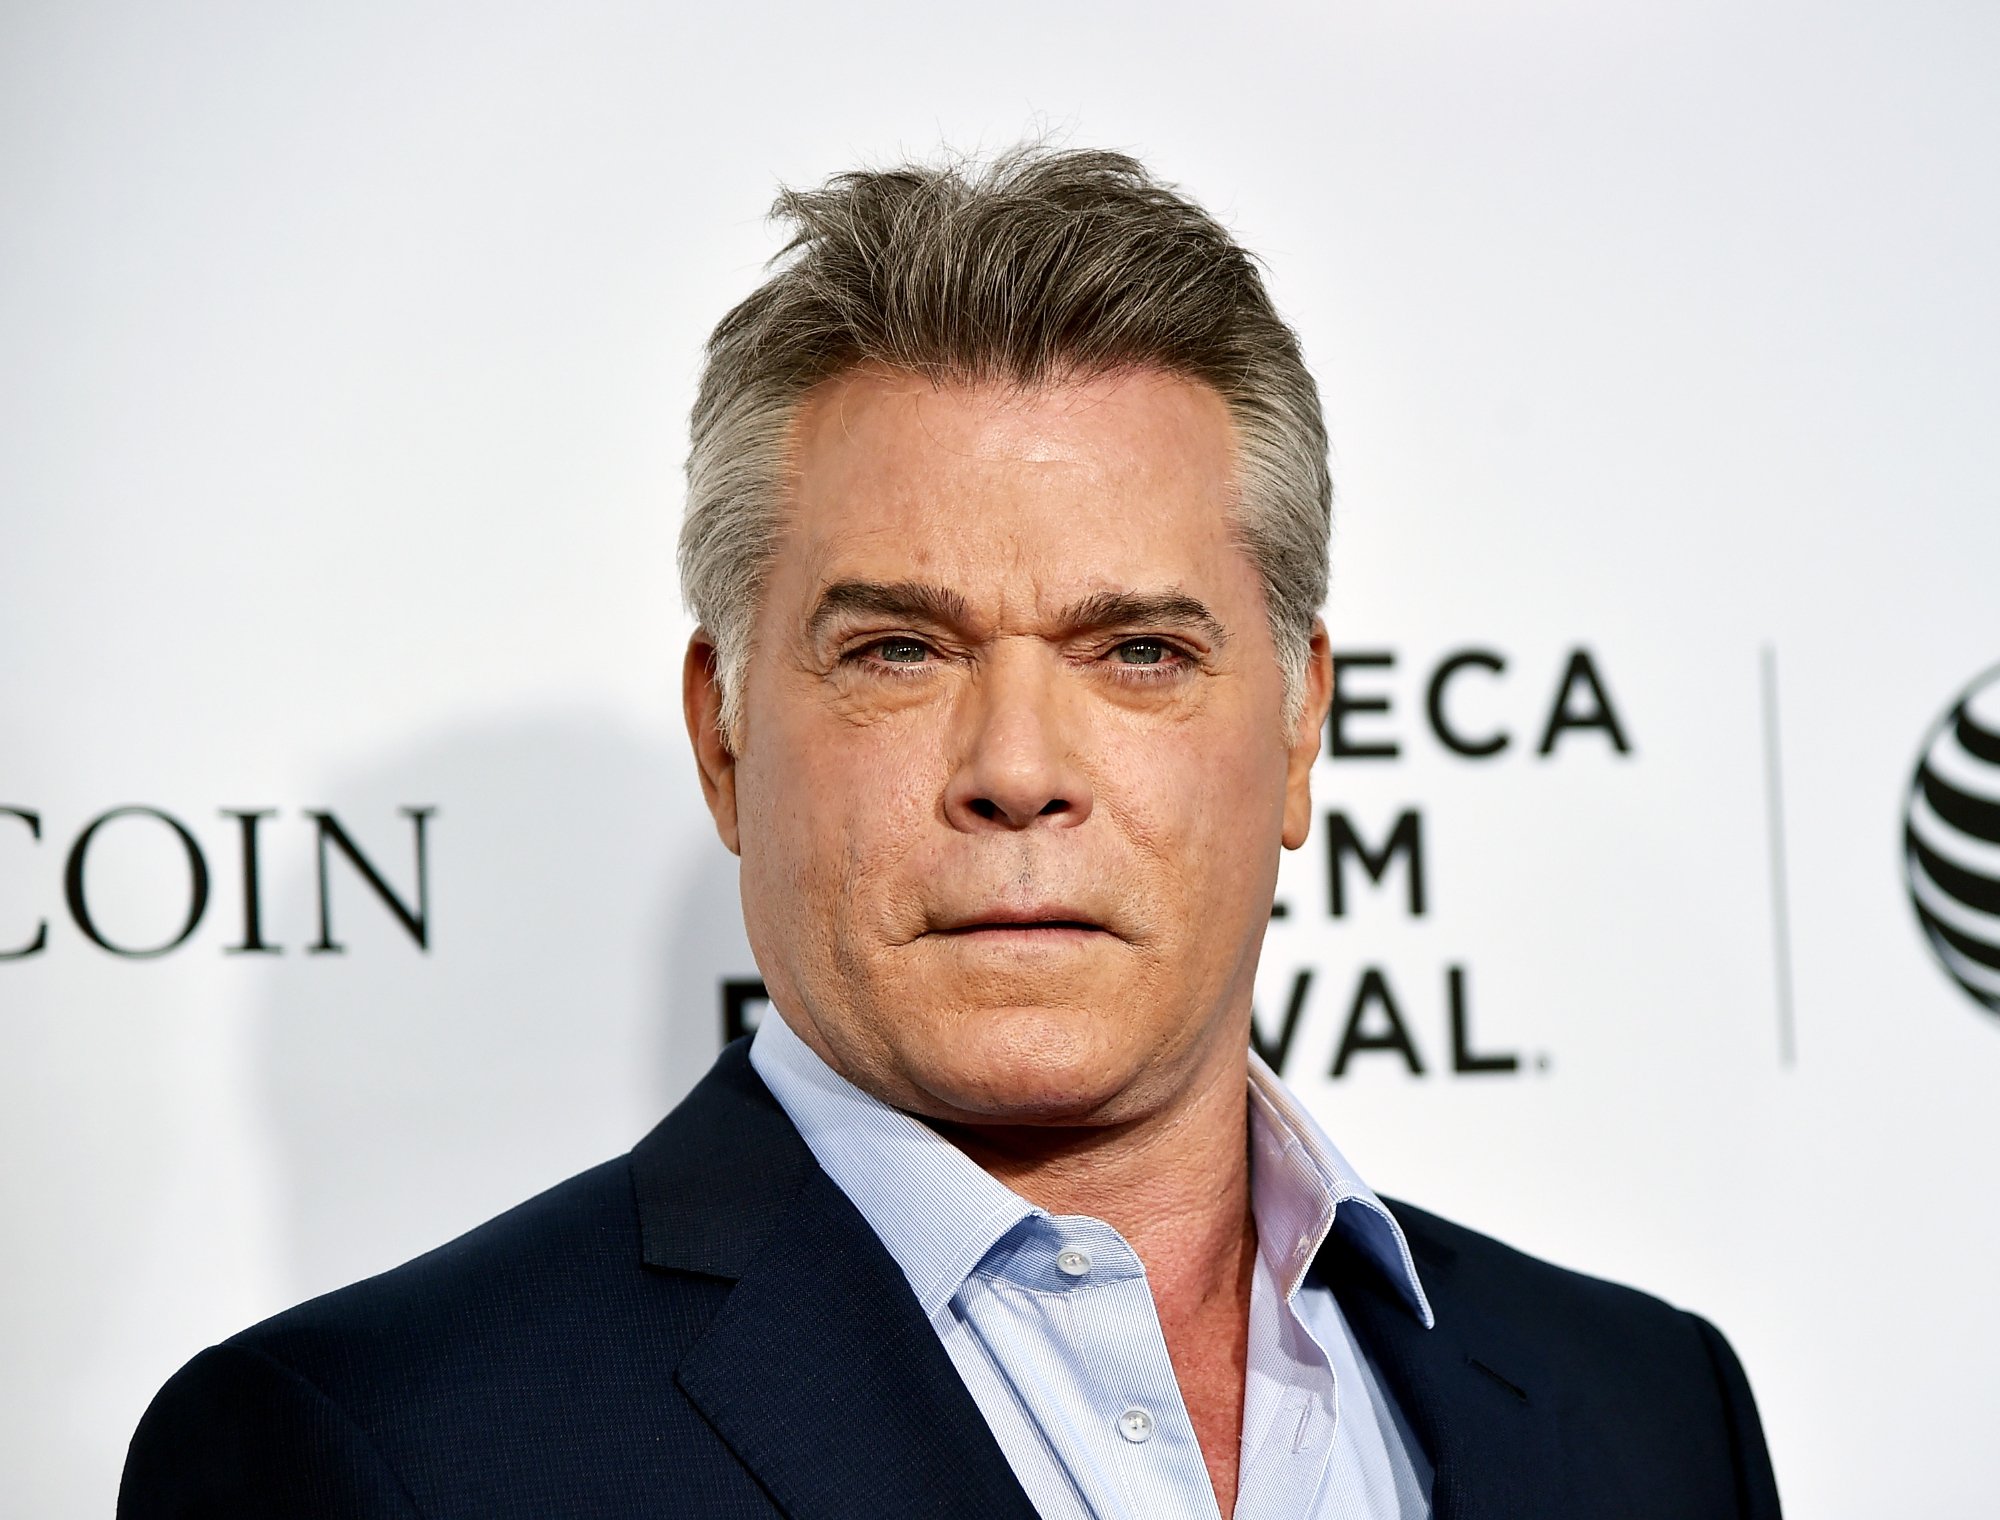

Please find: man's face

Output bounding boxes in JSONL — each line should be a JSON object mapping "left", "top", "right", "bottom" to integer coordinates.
{"left": 687, "top": 365, "right": 1328, "bottom": 1128}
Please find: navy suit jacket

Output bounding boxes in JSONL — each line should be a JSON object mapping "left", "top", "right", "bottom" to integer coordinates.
{"left": 121, "top": 1041, "right": 1782, "bottom": 1518}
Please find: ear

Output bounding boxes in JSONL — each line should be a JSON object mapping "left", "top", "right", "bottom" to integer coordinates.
{"left": 683, "top": 632, "right": 741, "bottom": 856}
{"left": 1281, "top": 620, "right": 1332, "bottom": 851}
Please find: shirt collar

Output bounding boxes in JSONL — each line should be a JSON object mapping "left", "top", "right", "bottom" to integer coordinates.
{"left": 1247, "top": 1051, "right": 1435, "bottom": 1329}
{"left": 749, "top": 1013, "right": 1432, "bottom": 1330}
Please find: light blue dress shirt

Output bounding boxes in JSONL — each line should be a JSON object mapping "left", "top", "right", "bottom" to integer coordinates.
{"left": 750, "top": 1013, "right": 1437, "bottom": 1519}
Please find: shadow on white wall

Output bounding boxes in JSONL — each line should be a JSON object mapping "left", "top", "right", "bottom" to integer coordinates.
{"left": 244, "top": 711, "right": 753, "bottom": 1305}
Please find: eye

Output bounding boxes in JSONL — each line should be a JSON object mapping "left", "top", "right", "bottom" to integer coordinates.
{"left": 1112, "top": 638, "right": 1174, "bottom": 667}
{"left": 868, "top": 637, "right": 932, "bottom": 665}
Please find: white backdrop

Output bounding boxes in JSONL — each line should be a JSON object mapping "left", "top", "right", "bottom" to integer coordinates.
{"left": 4, "top": 3, "right": 1997, "bottom": 1515}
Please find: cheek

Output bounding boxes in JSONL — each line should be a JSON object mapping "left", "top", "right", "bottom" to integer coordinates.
{"left": 739, "top": 714, "right": 942, "bottom": 919}
{"left": 1098, "top": 719, "right": 1285, "bottom": 881}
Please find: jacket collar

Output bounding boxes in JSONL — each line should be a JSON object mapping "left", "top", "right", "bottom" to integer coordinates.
{"left": 1326, "top": 1203, "right": 1568, "bottom": 1520}
{"left": 630, "top": 1040, "right": 1042, "bottom": 1520}
{"left": 631, "top": 1038, "right": 811, "bottom": 1280}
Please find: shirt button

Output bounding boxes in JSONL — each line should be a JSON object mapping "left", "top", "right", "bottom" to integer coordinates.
{"left": 1118, "top": 1407, "right": 1155, "bottom": 1444}
{"left": 1056, "top": 1247, "right": 1092, "bottom": 1278}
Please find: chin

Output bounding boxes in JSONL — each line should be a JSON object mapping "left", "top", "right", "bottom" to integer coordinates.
{"left": 900, "top": 1007, "right": 1157, "bottom": 1125}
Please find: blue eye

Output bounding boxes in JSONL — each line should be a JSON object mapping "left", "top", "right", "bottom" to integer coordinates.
{"left": 1114, "top": 639, "right": 1171, "bottom": 666}
{"left": 875, "top": 639, "right": 930, "bottom": 664}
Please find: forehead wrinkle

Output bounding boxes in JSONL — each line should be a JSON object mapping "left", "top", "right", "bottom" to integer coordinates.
{"left": 786, "top": 370, "right": 1253, "bottom": 654}
{"left": 906, "top": 375, "right": 1147, "bottom": 469}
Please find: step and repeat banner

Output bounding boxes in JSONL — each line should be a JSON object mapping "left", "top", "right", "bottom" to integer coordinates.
{"left": 3, "top": 3, "right": 1995, "bottom": 1515}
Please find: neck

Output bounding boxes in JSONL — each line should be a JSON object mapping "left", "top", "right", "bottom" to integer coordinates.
{"left": 928, "top": 1043, "right": 1257, "bottom": 1316}
{"left": 933, "top": 1045, "right": 1260, "bottom": 1517}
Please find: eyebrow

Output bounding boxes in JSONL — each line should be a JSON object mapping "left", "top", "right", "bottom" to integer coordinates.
{"left": 806, "top": 579, "right": 1227, "bottom": 646}
{"left": 1061, "top": 590, "right": 1228, "bottom": 646}
{"left": 807, "top": 580, "right": 973, "bottom": 641}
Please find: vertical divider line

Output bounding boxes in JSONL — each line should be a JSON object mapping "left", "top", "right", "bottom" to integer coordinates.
{"left": 1760, "top": 645, "right": 1797, "bottom": 1067}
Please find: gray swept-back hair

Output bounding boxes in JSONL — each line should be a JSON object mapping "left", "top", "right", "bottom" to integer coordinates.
{"left": 680, "top": 145, "right": 1331, "bottom": 746}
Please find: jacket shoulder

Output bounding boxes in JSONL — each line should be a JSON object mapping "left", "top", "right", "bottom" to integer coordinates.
{"left": 1383, "top": 1197, "right": 1781, "bottom": 1517}
{"left": 196, "top": 1041, "right": 784, "bottom": 1410}
{"left": 128, "top": 1148, "right": 752, "bottom": 1517}
{"left": 1387, "top": 1195, "right": 1696, "bottom": 1323}
{"left": 1384, "top": 1194, "right": 1734, "bottom": 1377}
{"left": 233, "top": 1155, "right": 649, "bottom": 1363}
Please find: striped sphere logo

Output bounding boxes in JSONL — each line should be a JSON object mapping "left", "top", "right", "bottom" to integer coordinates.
{"left": 1905, "top": 663, "right": 2000, "bottom": 1016}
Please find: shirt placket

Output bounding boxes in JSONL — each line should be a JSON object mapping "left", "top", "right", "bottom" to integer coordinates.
{"left": 975, "top": 1217, "right": 1221, "bottom": 1520}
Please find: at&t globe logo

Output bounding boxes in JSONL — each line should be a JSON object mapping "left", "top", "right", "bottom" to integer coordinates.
{"left": 1905, "top": 664, "right": 2000, "bottom": 1016}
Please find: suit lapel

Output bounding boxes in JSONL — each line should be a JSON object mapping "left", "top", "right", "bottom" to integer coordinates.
{"left": 638, "top": 1048, "right": 1574, "bottom": 1519}
{"left": 632, "top": 1044, "right": 1040, "bottom": 1520}
{"left": 1332, "top": 1206, "right": 1567, "bottom": 1520}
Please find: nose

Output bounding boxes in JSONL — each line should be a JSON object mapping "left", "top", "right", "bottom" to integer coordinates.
{"left": 944, "top": 645, "right": 1094, "bottom": 832}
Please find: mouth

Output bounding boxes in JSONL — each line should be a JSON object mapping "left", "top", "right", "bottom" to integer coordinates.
{"left": 929, "top": 908, "right": 1114, "bottom": 939}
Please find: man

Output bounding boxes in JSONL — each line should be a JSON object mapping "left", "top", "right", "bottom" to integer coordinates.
{"left": 122, "top": 147, "right": 1781, "bottom": 1518}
